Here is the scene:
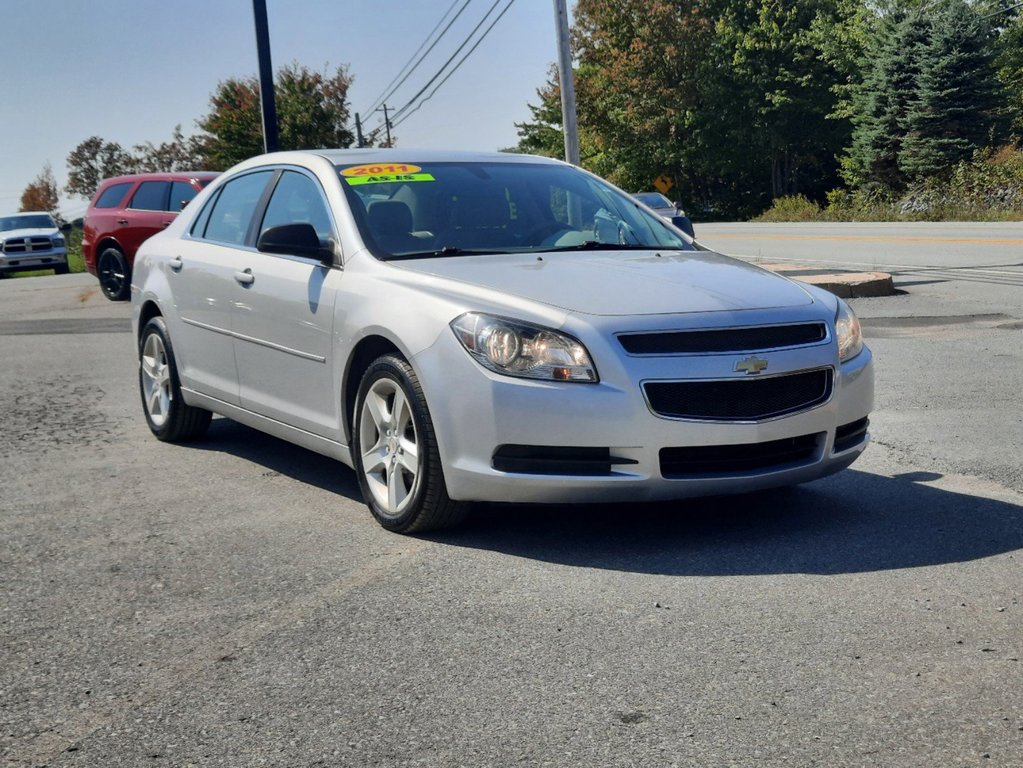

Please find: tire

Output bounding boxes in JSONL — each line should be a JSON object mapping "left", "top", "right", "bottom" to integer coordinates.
{"left": 98, "top": 246, "right": 130, "bottom": 301}
{"left": 138, "top": 316, "right": 211, "bottom": 442}
{"left": 352, "top": 355, "right": 468, "bottom": 533}
{"left": 54, "top": 262, "right": 70, "bottom": 275}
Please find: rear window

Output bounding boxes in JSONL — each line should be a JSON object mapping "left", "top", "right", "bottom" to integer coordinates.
{"left": 129, "top": 181, "right": 171, "bottom": 211}
{"left": 93, "top": 182, "right": 133, "bottom": 210}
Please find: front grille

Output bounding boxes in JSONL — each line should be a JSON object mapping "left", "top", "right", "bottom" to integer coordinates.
{"left": 619, "top": 323, "right": 826, "bottom": 355}
{"left": 2, "top": 237, "right": 53, "bottom": 254}
{"left": 492, "top": 445, "right": 637, "bottom": 475}
{"left": 660, "top": 432, "right": 823, "bottom": 478}
{"left": 834, "top": 417, "right": 869, "bottom": 452}
{"left": 644, "top": 368, "right": 832, "bottom": 421}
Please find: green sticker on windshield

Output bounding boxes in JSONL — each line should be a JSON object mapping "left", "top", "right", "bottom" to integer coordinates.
{"left": 345, "top": 172, "right": 435, "bottom": 186}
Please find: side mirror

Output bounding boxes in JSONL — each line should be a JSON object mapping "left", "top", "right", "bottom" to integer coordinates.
{"left": 257, "top": 223, "right": 334, "bottom": 265}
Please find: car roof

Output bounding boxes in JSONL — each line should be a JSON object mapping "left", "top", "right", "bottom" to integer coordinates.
{"left": 99, "top": 172, "right": 220, "bottom": 185}
{"left": 2, "top": 211, "right": 53, "bottom": 217}
{"left": 237, "top": 148, "right": 570, "bottom": 168}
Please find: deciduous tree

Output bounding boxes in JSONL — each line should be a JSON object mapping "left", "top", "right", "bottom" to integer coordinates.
{"left": 197, "top": 63, "right": 355, "bottom": 170}
{"left": 19, "top": 163, "right": 61, "bottom": 219}
{"left": 65, "top": 137, "right": 132, "bottom": 199}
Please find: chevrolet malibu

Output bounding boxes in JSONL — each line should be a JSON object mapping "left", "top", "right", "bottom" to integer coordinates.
{"left": 131, "top": 149, "right": 873, "bottom": 533}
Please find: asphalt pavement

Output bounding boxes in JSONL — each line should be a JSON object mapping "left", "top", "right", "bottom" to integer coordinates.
{"left": 2, "top": 227, "right": 1021, "bottom": 767}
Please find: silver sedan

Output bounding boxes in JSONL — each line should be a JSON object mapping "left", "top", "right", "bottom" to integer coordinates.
{"left": 131, "top": 149, "right": 873, "bottom": 533}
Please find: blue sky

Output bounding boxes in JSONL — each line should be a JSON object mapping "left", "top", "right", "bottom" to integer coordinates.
{"left": 0, "top": 0, "right": 563, "bottom": 216}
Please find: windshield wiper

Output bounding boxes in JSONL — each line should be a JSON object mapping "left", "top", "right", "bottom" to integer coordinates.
{"left": 383, "top": 246, "right": 509, "bottom": 261}
{"left": 545, "top": 241, "right": 656, "bottom": 252}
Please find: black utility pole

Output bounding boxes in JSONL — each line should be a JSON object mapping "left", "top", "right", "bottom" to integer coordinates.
{"left": 252, "top": 0, "right": 279, "bottom": 153}
{"left": 376, "top": 104, "right": 393, "bottom": 147}
{"left": 355, "top": 113, "right": 365, "bottom": 148}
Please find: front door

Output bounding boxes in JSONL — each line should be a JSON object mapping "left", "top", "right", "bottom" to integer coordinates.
{"left": 230, "top": 170, "right": 341, "bottom": 438}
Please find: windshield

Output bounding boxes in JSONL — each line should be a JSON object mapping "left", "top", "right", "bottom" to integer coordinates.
{"left": 633, "top": 192, "right": 673, "bottom": 209}
{"left": 0, "top": 214, "right": 55, "bottom": 232}
{"left": 337, "top": 161, "right": 693, "bottom": 259}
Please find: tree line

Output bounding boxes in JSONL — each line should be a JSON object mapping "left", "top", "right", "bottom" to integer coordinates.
{"left": 516, "top": 0, "right": 1023, "bottom": 220}
{"left": 15, "top": 63, "right": 359, "bottom": 218}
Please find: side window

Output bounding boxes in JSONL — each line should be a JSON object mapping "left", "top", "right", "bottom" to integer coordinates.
{"left": 202, "top": 171, "right": 274, "bottom": 246}
{"left": 260, "top": 171, "right": 333, "bottom": 243}
{"left": 94, "top": 182, "right": 132, "bottom": 209}
{"left": 129, "top": 181, "right": 170, "bottom": 211}
{"left": 170, "top": 181, "right": 199, "bottom": 212}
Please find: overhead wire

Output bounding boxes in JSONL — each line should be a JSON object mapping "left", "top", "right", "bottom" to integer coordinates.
{"left": 391, "top": 0, "right": 517, "bottom": 130}
{"left": 983, "top": 0, "right": 1023, "bottom": 18}
{"left": 360, "top": 0, "right": 472, "bottom": 119}
{"left": 388, "top": 0, "right": 515, "bottom": 126}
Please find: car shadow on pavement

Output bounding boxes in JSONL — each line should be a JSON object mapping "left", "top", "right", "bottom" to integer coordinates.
{"left": 432, "top": 469, "right": 1023, "bottom": 577}
{"left": 196, "top": 417, "right": 364, "bottom": 500}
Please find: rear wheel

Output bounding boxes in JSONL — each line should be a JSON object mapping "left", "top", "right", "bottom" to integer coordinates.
{"left": 98, "top": 246, "right": 130, "bottom": 300}
{"left": 352, "top": 355, "right": 468, "bottom": 533}
{"left": 139, "top": 316, "right": 211, "bottom": 442}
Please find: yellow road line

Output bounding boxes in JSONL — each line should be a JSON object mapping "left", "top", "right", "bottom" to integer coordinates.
{"left": 704, "top": 233, "right": 1023, "bottom": 245}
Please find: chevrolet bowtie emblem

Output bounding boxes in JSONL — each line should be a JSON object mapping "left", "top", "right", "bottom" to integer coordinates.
{"left": 735, "top": 356, "right": 769, "bottom": 375}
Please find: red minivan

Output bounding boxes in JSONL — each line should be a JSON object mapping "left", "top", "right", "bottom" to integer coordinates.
{"left": 83, "top": 172, "right": 219, "bottom": 300}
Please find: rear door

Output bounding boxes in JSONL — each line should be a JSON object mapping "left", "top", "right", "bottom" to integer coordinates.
{"left": 122, "top": 180, "right": 173, "bottom": 261}
{"left": 169, "top": 170, "right": 276, "bottom": 405}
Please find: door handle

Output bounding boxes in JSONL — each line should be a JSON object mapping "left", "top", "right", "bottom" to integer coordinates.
{"left": 117, "top": 219, "right": 129, "bottom": 225}
{"left": 169, "top": 256, "right": 183, "bottom": 271}
{"left": 161, "top": 221, "right": 172, "bottom": 228}
{"left": 234, "top": 268, "right": 255, "bottom": 286}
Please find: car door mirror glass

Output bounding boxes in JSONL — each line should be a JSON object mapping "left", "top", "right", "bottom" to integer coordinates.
{"left": 257, "top": 223, "right": 332, "bottom": 264}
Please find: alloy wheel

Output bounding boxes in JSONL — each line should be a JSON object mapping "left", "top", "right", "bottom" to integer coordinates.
{"left": 141, "top": 332, "right": 172, "bottom": 428}
{"left": 358, "top": 377, "right": 422, "bottom": 517}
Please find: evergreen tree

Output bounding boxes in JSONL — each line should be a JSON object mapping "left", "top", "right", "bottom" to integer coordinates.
{"left": 843, "top": 7, "right": 930, "bottom": 190}
{"left": 995, "top": 15, "right": 1023, "bottom": 140}
{"left": 899, "top": 0, "right": 1003, "bottom": 180}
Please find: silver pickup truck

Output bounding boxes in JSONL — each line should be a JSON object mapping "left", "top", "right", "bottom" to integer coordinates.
{"left": 0, "top": 212, "right": 69, "bottom": 277}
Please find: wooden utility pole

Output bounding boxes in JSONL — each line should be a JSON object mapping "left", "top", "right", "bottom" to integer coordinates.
{"left": 552, "top": 0, "right": 579, "bottom": 166}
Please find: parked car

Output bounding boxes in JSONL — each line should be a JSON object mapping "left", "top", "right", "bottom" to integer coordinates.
{"left": 632, "top": 192, "right": 695, "bottom": 237}
{"left": 83, "top": 172, "right": 218, "bottom": 300}
{"left": 132, "top": 150, "right": 873, "bottom": 533}
{"left": 0, "top": 212, "right": 69, "bottom": 277}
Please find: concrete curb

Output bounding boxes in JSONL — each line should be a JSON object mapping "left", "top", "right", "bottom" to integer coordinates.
{"left": 760, "top": 263, "right": 897, "bottom": 298}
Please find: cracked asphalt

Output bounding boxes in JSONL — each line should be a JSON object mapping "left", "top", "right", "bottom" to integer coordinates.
{"left": 2, "top": 230, "right": 1021, "bottom": 767}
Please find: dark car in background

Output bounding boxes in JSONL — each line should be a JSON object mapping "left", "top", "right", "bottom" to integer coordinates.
{"left": 632, "top": 192, "right": 695, "bottom": 238}
{"left": 83, "top": 172, "right": 218, "bottom": 300}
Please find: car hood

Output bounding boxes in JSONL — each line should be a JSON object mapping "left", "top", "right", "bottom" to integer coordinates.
{"left": 0, "top": 227, "right": 59, "bottom": 239}
{"left": 393, "top": 249, "right": 814, "bottom": 316}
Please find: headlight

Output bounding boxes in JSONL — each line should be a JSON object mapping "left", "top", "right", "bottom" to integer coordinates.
{"left": 52, "top": 236, "right": 65, "bottom": 248}
{"left": 835, "top": 298, "right": 863, "bottom": 361}
{"left": 451, "top": 313, "right": 598, "bottom": 382}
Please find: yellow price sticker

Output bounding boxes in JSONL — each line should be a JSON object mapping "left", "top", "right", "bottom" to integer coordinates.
{"left": 341, "top": 163, "right": 422, "bottom": 177}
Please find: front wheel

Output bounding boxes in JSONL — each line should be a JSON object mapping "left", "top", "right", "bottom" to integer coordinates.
{"left": 352, "top": 355, "right": 468, "bottom": 533}
{"left": 139, "top": 316, "right": 211, "bottom": 442}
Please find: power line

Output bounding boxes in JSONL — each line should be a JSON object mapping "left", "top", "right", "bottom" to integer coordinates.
{"left": 390, "top": 0, "right": 516, "bottom": 129}
{"left": 984, "top": 0, "right": 1023, "bottom": 18}
{"left": 360, "top": 0, "right": 472, "bottom": 119}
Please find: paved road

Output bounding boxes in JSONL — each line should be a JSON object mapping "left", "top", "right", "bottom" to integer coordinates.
{"left": 698, "top": 221, "right": 1023, "bottom": 289}
{"left": 2, "top": 246, "right": 1021, "bottom": 767}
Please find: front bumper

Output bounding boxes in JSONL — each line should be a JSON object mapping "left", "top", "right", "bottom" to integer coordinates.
{"left": 0, "top": 248, "right": 68, "bottom": 274}
{"left": 416, "top": 325, "right": 874, "bottom": 504}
